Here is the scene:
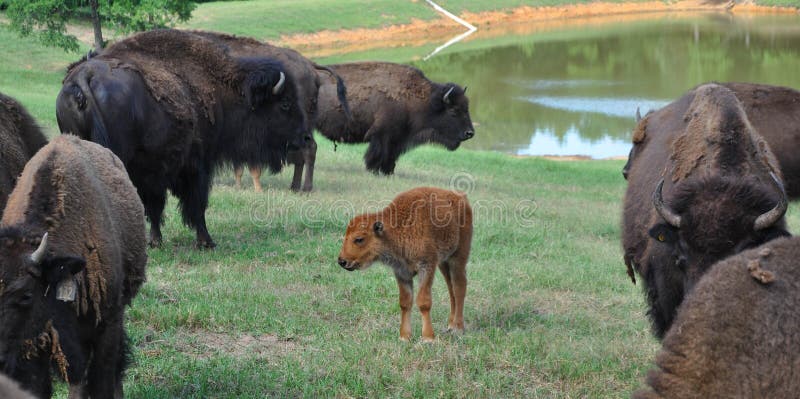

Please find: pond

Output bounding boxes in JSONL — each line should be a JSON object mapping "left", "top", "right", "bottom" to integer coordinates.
{"left": 337, "top": 12, "right": 800, "bottom": 158}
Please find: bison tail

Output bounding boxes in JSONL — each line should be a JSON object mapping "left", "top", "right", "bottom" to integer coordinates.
{"left": 77, "top": 76, "right": 112, "bottom": 149}
{"left": 315, "top": 64, "right": 353, "bottom": 122}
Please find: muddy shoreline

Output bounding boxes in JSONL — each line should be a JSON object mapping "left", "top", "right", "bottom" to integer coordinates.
{"left": 277, "top": 1, "right": 797, "bottom": 59}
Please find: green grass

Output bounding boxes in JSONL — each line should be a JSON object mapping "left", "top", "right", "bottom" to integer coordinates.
{"left": 2, "top": 1, "right": 800, "bottom": 397}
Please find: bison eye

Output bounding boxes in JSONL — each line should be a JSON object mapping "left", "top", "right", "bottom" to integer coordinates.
{"left": 649, "top": 224, "right": 677, "bottom": 244}
{"left": 15, "top": 292, "right": 33, "bottom": 308}
{"left": 280, "top": 101, "right": 291, "bottom": 111}
{"left": 354, "top": 237, "right": 364, "bottom": 244}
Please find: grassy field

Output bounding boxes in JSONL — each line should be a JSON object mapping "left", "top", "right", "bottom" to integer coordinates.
{"left": 2, "top": 0, "right": 800, "bottom": 398}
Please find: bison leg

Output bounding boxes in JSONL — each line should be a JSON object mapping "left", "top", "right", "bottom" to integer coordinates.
{"left": 416, "top": 261, "right": 438, "bottom": 343}
{"left": 172, "top": 163, "right": 216, "bottom": 249}
{"left": 288, "top": 149, "right": 304, "bottom": 192}
{"left": 234, "top": 166, "right": 244, "bottom": 189}
{"left": 446, "top": 255, "right": 468, "bottom": 333}
{"left": 301, "top": 138, "right": 316, "bottom": 192}
{"left": 438, "top": 261, "right": 457, "bottom": 330}
{"left": 248, "top": 165, "right": 263, "bottom": 193}
{"left": 86, "top": 318, "right": 124, "bottom": 398}
{"left": 139, "top": 182, "right": 167, "bottom": 248}
{"left": 395, "top": 272, "right": 413, "bottom": 342}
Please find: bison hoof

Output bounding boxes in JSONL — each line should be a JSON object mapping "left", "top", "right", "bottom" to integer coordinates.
{"left": 195, "top": 239, "right": 216, "bottom": 250}
{"left": 399, "top": 336, "right": 411, "bottom": 343}
{"left": 421, "top": 336, "right": 436, "bottom": 344}
{"left": 301, "top": 185, "right": 313, "bottom": 193}
{"left": 148, "top": 238, "right": 162, "bottom": 248}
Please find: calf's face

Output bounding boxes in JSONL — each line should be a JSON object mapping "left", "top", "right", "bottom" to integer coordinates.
{"left": 0, "top": 232, "right": 84, "bottom": 378}
{"left": 338, "top": 220, "right": 384, "bottom": 271}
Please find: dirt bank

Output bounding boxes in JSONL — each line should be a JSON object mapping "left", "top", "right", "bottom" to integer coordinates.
{"left": 277, "top": 1, "right": 797, "bottom": 58}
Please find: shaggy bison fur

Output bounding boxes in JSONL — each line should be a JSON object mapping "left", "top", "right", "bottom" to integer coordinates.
{"left": 622, "top": 83, "right": 789, "bottom": 339}
{"left": 635, "top": 236, "right": 800, "bottom": 398}
{"left": 56, "top": 29, "right": 307, "bottom": 248}
{"left": 0, "top": 92, "right": 47, "bottom": 211}
{"left": 189, "top": 31, "right": 350, "bottom": 192}
{"left": 338, "top": 187, "right": 472, "bottom": 342}
{"left": 0, "top": 135, "right": 147, "bottom": 398}
{"left": 316, "top": 62, "right": 474, "bottom": 174}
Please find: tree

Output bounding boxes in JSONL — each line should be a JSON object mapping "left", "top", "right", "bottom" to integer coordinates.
{"left": 4, "top": 0, "right": 196, "bottom": 53}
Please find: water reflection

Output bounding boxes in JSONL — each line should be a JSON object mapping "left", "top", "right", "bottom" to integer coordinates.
{"left": 411, "top": 13, "right": 800, "bottom": 157}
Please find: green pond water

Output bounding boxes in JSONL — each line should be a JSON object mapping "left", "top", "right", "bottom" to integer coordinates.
{"left": 328, "top": 12, "right": 800, "bottom": 158}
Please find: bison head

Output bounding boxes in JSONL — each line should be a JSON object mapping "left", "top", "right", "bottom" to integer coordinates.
{"left": 414, "top": 84, "right": 474, "bottom": 151}
{"left": 338, "top": 218, "right": 385, "bottom": 272}
{"left": 642, "top": 174, "right": 789, "bottom": 338}
{"left": 237, "top": 57, "right": 309, "bottom": 171}
{"left": 0, "top": 229, "right": 85, "bottom": 395}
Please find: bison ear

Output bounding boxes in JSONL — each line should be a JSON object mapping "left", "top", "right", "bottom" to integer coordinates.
{"left": 41, "top": 256, "right": 85, "bottom": 303}
{"left": 373, "top": 221, "right": 384, "bottom": 236}
{"left": 40, "top": 256, "right": 86, "bottom": 284}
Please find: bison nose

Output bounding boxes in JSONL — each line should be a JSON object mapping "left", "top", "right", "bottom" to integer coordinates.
{"left": 338, "top": 258, "right": 347, "bottom": 268}
{"left": 462, "top": 130, "right": 474, "bottom": 140}
{"left": 622, "top": 168, "right": 629, "bottom": 180}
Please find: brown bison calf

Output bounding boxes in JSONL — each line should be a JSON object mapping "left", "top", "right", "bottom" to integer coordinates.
{"left": 635, "top": 236, "right": 800, "bottom": 398}
{"left": 338, "top": 187, "right": 472, "bottom": 342}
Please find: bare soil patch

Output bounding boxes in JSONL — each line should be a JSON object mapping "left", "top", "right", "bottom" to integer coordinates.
{"left": 152, "top": 330, "right": 300, "bottom": 361}
{"left": 277, "top": 1, "right": 798, "bottom": 58}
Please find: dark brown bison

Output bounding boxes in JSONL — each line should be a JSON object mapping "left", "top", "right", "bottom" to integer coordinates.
{"left": 635, "top": 236, "right": 800, "bottom": 398}
{"left": 56, "top": 29, "right": 306, "bottom": 248}
{"left": 622, "top": 83, "right": 789, "bottom": 339}
{"left": 624, "top": 82, "right": 800, "bottom": 199}
{"left": 0, "top": 135, "right": 147, "bottom": 398}
{"left": 0, "top": 93, "right": 48, "bottom": 211}
{"left": 190, "top": 31, "right": 350, "bottom": 192}
{"left": 338, "top": 187, "right": 472, "bottom": 342}
{"left": 316, "top": 61, "right": 474, "bottom": 174}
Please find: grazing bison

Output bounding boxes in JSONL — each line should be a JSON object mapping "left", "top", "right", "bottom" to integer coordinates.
{"left": 0, "top": 93, "right": 48, "bottom": 211}
{"left": 56, "top": 29, "right": 306, "bottom": 248}
{"left": 190, "top": 31, "right": 351, "bottom": 192}
{"left": 622, "top": 83, "right": 789, "bottom": 339}
{"left": 624, "top": 82, "right": 800, "bottom": 199}
{"left": 337, "top": 187, "right": 472, "bottom": 342}
{"left": 0, "top": 373, "right": 35, "bottom": 399}
{"left": 0, "top": 135, "right": 147, "bottom": 398}
{"left": 635, "top": 237, "right": 800, "bottom": 398}
{"left": 316, "top": 61, "right": 474, "bottom": 174}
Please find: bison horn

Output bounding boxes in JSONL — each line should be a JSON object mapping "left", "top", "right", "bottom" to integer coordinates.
{"left": 30, "top": 232, "right": 49, "bottom": 264}
{"left": 636, "top": 107, "right": 642, "bottom": 122}
{"left": 653, "top": 179, "right": 682, "bottom": 228}
{"left": 443, "top": 86, "right": 455, "bottom": 105}
{"left": 754, "top": 172, "right": 788, "bottom": 231}
{"left": 272, "top": 71, "right": 286, "bottom": 95}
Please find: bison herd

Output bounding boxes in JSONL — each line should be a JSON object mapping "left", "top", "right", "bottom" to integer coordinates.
{"left": 0, "top": 26, "right": 799, "bottom": 397}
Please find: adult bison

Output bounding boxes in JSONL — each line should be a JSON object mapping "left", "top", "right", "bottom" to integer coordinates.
{"left": 635, "top": 237, "right": 800, "bottom": 398}
{"left": 191, "top": 31, "right": 350, "bottom": 192}
{"left": 0, "top": 135, "right": 147, "bottom": 398}
{"left": 0, "top": 92, "right": 48, "bottom": 211}
{"left": 56, "top": 29, "right": 306, "bottom": 248}
{"left": 624, "top": 82, "right": 800, "bottom": 199}
{"left": 315, "top": 61, "right": 474, "bottom": 175}
{"left": 622, "top": 83, "right": 789, "bottom": 339}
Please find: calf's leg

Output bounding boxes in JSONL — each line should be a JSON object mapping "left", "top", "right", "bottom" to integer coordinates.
{"left": 234, "top": 166, "right": 244, "bottom": 189}
{"left": 416, "top": 261, "right": 438, "bottom": 342}
{"left": 395, "top": 273, "right": 413, "bottom": 342}
{"left": 248, "top": 165, "right": 263, "bottom": 193}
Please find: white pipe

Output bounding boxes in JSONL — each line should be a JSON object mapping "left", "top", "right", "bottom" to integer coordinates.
{"left": 423, "top": 0, "right": 477, "bottom": 61}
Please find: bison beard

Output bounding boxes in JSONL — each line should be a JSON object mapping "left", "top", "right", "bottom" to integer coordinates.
{"left": 190, "top": 31, "right": 352, "bottom": 192}
{"left": 56, "top": 29, "right": 307, "bottom": 248}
